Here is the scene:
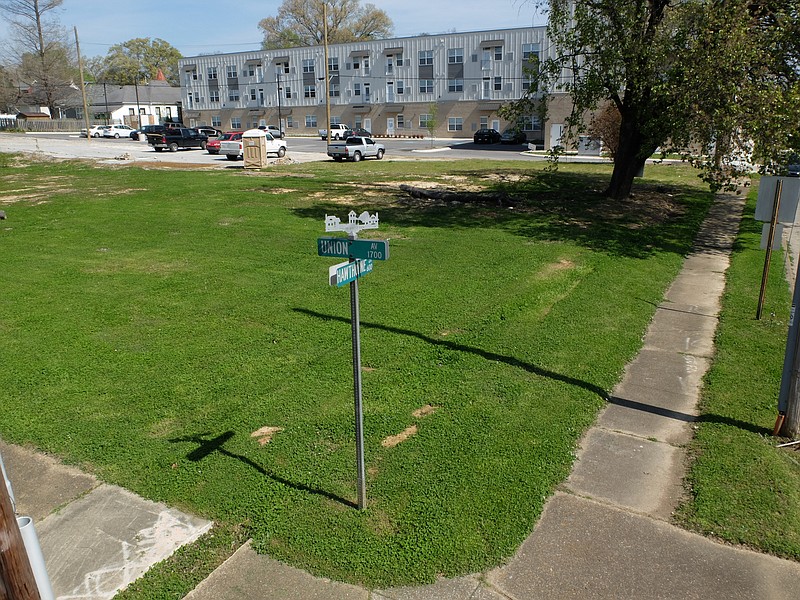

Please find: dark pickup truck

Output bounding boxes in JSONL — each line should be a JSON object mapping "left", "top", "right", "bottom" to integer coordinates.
{"left": 146, "top": 127, "right": 209, "bottom": 152}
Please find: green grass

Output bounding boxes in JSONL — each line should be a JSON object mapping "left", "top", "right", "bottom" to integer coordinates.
{"left": 675, "top": 185, "right": 800, "bottom": 560}
{"left": 0, "top": 154, "right": 712, "bottom": 588}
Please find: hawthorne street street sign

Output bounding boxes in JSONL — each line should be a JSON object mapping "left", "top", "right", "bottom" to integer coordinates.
{"left": 329, "top": 259, "right": 374, "bottom": 287}
{"left": 318, "top": 237, "right": 389, "bottom": 261}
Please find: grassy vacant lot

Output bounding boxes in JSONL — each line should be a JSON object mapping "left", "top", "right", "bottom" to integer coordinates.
{"left": 676, "top": 186, "right": 800, "bottom": 561}
{"left": 1, "top": 154, "right": 712, "bottom": 588}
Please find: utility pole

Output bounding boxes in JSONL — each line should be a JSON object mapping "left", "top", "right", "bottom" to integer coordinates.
{"left": 323, "top": 1, "right": 331, "bottom": 137}
{"left": 0, "top": 469, "right": 40, "bottom": 599}
{"left": 74, "top": 26, "right": 91, "bottom": 144}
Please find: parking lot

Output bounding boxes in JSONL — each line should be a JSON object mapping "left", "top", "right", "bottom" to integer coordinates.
{"left": 0, "top": 131, "right": 549, "bottom": 166}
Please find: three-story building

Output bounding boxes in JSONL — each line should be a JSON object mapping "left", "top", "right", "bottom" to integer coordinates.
{"left": 179, "top": 26, "right": 569, "bottom": 145}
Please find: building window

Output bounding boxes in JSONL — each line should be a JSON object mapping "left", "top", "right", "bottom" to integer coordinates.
{"left": 448, "top": 117, "right": 463, "bottom": 131}
{"left": 522, "top": 43, "right": 540, "bottom": 61}
{"left": 329, "top": 83, "right": 340, "bottom": 97}
{"left": 247, "top": 64, "right": 256, "bottom": 77}
{"left": 494, "top": 76, "right": 502, "bottom": 91}
{"left": 231, "top": 117, "right": 241, "bottom": 129}
{"left": 228, "top": 89, "right": 239, "bottom": 101}
{"left": 250, "top": 88, "right": 257, "bottom": 101}
{"left": 418, "top": 50, "right": 433, "bottom": 66}
{"left": 353, "top": 57, "right": 360, "bottom": 69}
{"left": 396, "top": 52, "right": 403, "bottom": 66}
{"left": 212, "top": 116, "right": 221, "bottom": 127}
{"left": 287, "top": 116, "right": 294, "bottom": 128}
{"left": 331, "top": 116, "right": 342, "bottom": 125}
{"left": 304, "top": 85, "right": 316, "bottom": 98}
{"left": 494, "top": 46, "right": 503, "bottom": 60}
{"left": 448, "top": 78, "right": 463, "bottom": 92}
{"left": 328, "top": 57, "right": 339, "bottom": 72}
{"left": 523, "top": 74, "right": 534, "bottom": 91}
{"left": 397, "top": 114, "right": 404, "bottom": 128}
{"left": 480, "top": 116, "right": 488, "bottom": 129}
{"left": 448, "top": 48, "right": 463, "bottom": 64}
{"left": 354, "top": 83, "right": 361, "bottom": 96}
{"left": 302, "top": 59, "right": 315, "bottom": 73}
{"left": 305, "top": 115, "right": 317, "bottom": 127}
{"left": 207, "top": 66, "right": 218, "bottom": 80}
{"left": 419, "top": 113, "right": 433, "bottom": 129}
{"left": 386, "top": 56, "right": 394, "bottom": 74}
{"left": 209, "top": 90, "right": 220, "bottom": 102}
{"left": 363, "top": 56, "right": 370, "bottom": 75}
{"left": 397, "top": 80, "right": 404, "bottom": 94}
{"left": 521, "top": 115, "right": 542, "bottom": 131}
{"left": 285, "top": 85, "right": 292, "bottom": 99}
{"left": 419, "top": 79, "right": 433, "bottom": 93}
{"left": 226, "top": 65, "right": 237, "bottom": 78}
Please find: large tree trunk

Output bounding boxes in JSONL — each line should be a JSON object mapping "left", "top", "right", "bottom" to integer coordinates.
{"left": 605, "top": 110, "right": 658, "bottom": 200}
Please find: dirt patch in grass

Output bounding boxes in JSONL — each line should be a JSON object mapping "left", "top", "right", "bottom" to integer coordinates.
{"left": 251, "top": 425, "right": 284, "bottom": 446}
{"left": 412, "top": 404, "right": 438, "bottom": 418}
{"left": 381, "top": 425, "right": 418, "bottom": 448}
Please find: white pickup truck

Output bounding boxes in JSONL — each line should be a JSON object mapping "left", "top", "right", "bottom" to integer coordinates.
{"left": 220, "top": 131, "right": 287, "bottom": 161}
{"left": 327, "top": 137, "right": 385, "bottom": 162}
{"left": 319, "top": 124, "right": 350, "bottom": 140}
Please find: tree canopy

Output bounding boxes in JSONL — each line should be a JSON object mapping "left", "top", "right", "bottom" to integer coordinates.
{"left": 259, "top": 0, "right": 393, "bottom": 49}
{"left": 519, "top": 0, "right": 800, "bottom": 199}
{"left": 92, "top": 38, "right": 182, "bottom": 86}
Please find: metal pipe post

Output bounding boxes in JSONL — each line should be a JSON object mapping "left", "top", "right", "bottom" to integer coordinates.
{"left": 349, "top": 257, "right": 367, "bottom": 510}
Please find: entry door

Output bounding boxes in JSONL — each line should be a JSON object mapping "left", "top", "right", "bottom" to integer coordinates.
{"left": 550, "top": 124, "right": 564, "bottom": 149}
{"left": 387, "top": 118, "right": 395, "bottom": 136}
{"left": 364, "top": 118, "right": 372, "bottom": 133}
{"left": 491, "top": 119, "right": 500, "bottom": 132}
{"left": 386, "top": 82, "right": 395, "bottom": 103}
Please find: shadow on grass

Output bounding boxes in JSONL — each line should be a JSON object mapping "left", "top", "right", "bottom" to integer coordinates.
{"left": 170, "top": 431, "right": 358, "bottom": 509}
{"left": 293, "top": 308, "right": 608, "bottom": 399}
{"left": 288, "top": 170, "right": 712, "bottom": 260}
{"left": 608, "top": 397, "right": 771, "bottom": 435}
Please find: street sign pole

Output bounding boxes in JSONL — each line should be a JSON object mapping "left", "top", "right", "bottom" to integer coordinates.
{"left": 349, "top": 241, "right": 367, "bottom": 510}
{"left": 321, "top": 211, "right": 384, "bottom": 510}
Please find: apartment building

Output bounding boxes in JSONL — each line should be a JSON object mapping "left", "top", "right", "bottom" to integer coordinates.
{"left": 179, "top": 26, "right": 570, "bottom": 144}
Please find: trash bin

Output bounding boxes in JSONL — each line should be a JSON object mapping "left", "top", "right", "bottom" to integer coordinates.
{"left": 242, "top": 129, "right": 268, "bottom": 169}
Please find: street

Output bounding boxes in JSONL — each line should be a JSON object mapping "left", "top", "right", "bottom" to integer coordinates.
{"left": 0, "top": 132, "right": 554, "bottom": 166}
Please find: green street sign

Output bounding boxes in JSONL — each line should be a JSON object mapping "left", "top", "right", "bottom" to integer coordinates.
{"left": 318, "top": 237, "right": 389, "bottom": 261}
{"left": 329, "top": 259, "right": 374, "bottom": 287}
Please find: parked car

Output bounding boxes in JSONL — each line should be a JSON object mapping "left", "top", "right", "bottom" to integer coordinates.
{"left": 319, "top": 124, "right": 350, "bottom": 140}
{"left": 258, "top": 125, "right": 285, "bottom": 139}
{"left": 195, "top": 126, "right": 221, "bottom": 137}
{"left": 343, "top": 127, "right": 372, "bottom": 139}
{"left": 474, "top": 128, "right": 501, "bottom": 144}
{"left": 80, "top": 125, "right": 108, "bottom": 138}
{"left": 103, "top": 124, "right": 135, "bottom": 138}
{"left": 327, "top": 137, "right": 385, "bottom": 162}
{"left": 130, "top": 125, "right": 161, "bottom": 140}
{"left": 207, "top": 131, "right": 243, "bottom": 155}
{"left": 500, "top": 129, "right": 527, "bottom": 144}
{"left": 220, "top": 131, "right": 287, "bottom": 160}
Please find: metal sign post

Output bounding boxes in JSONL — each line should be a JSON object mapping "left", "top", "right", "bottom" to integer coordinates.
{"left": 318, "top": 211, "right": 387, "bottom": 510}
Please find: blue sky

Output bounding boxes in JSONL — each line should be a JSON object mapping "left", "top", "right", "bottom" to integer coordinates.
{"left": 1, "top": 0, "right": 545, "bottom": 59}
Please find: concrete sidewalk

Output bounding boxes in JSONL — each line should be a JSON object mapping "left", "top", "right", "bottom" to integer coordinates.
{"left": 3, "top": 191, "right": 800, "bottom": 599}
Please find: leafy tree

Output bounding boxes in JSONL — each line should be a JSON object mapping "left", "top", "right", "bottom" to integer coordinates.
{"left": 259, "top": 0, "right": 393, "bottom": 49}
{"left": 94, "top": 38, "right": 182, "bottom": 86}
{"left": 0, "top": 0, "right": 77, "bottom": 116}
{"left": 516, "top": 0, "right": 800, "bottom": 199}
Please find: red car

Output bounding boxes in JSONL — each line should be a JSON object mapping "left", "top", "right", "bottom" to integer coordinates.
{"left": 207, "top": 131, "right": 242, "bottom": 155}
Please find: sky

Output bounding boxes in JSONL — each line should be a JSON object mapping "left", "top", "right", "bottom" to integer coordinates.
{"left": 1, "top": 0, "right": 545, "bottom": 59}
